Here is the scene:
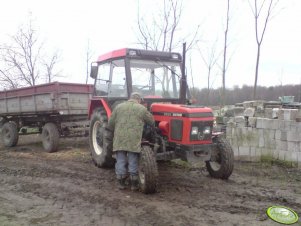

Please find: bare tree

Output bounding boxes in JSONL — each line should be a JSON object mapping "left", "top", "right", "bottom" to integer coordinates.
{"left": 248, "top": 0, "right": 280, "bottom": 99}
{"left": 43, "top": 51, "right": 61, "bottom": 83}
{"left": 136, "top": 0, "right": 199, "bottom": 52}
{"left": 221, "top": 0, "right": 231, "bottom": 106}
{"left": 85, "top": 40, "right": 94, "bottom": 84}
{"left": 197, "top": 40, "right": 221, "bottom": 105}
{"left": 0, "top": 18, "right": 61, "bottom": 88}
{"left": 0, "top": 68, "right": 19, "bottom": 89}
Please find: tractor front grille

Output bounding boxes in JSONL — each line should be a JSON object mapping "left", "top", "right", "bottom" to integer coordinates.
{"left": 190, "top": 121, "right": 213, "bottom": 141}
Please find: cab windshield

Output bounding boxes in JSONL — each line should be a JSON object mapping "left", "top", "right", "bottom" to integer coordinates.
{"left": 94, "top": 58, "right": 181, "bottom": 99}
{"left": 130, "top": 59, "right": 181, "bottom": 98}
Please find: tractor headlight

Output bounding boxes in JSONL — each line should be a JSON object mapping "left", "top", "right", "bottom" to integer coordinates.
{"left": 191, "top": 126, "right": 198, "bottom": 135}
{"left": 203, "top": 126, "right": 211, "bottom": 134}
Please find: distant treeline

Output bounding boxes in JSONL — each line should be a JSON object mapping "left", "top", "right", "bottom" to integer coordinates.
{"left": 190, "top": 84, "right": 301, "bottom": 106}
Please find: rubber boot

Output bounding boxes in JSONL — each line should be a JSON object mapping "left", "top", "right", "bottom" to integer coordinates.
{"left": 130, "top": 175, "right": 139, "bottom": 191}
{"left": 117, "top": 175, "right": 127, "bottom": 190}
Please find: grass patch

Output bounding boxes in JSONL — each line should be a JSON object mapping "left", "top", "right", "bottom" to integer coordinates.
{"left": 260, "top": 154, "right": 297, "bottom": 168}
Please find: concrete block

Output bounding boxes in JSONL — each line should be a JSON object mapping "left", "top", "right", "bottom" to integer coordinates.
{"left": 234, "top": 116, "right": 245, "bottom": 123}
{"left": 238, "top": 146, "right": 251, "bottom": 161}
{"left": 278, "top": 109, "right": 299, "bottom": 121}
{"left": 285, "top": 151, "right": 298, "bottom": 162}
{"left": 287, "top": 141, "right": 300, "bottom": 152}
{"left": 239, "top": 128, "right": 259, "bottom": 147}
{"left": 272, "top": 149, "right": 279, "bottom": 159}
{"left": 260, "top": 148, "right": 273, "bottom": 156}
{"left": 275, "top": 130, "right": 287, "bottom": 141}
{"left": 227, "top": 121, "right": 235, "bottom": 128}
{"left": 256, "top": 118, "right": 278, "bottom": 130}
{"left": 264, "top": 138, "right": 277, "bottom": 149}
{"left": 297, "top": 153, "right": 301, "bottom": 168}
{"left": 233, "top": 107, "right": 245, "bottom": 116}
{"left": 242, "top": 101, "right": 253, "bottom": 108}
{"left": 275, "top": 140, "right": 288, "bottom": 151}
{"left": 239, "top": 146, "right": 250, "bottom": 156}
{"left": 287, "top": 131, "right": 301, "bottom": 142}
{"left": 244, "top": 108, "right": 255, "bottom": 117}
{"left": 223, "top": 117, "right": 231, "bottom": 124}
{"left": 248, "top": 117, "right": 257, "bottom": 128}
{"left": 226, "top": 127, "right": 232, "bottom": 138}
{"left": 272, "top": 108, "right": 280, "bottom": 119}
{"left": 265, "top": 130, "right": 275, "bottom": 140}
{"left": 259, "top": 136, "right": 265, "bottom": 148}
{"left": 290, "top": 122, "right": 301, "bottom": 132}
{"left": 256, "top": 118, "right": 265, "bottom": 129}
{"left": 278, "top": 151, "right": 286, "bottom": 161}
{"left": 235, "top": 116, "right": 246, "bottom": 128}
{"left": 270, "top": 120, "right": 280, "bottom": 130}
{"left": 279, "top": 120, "right": 293, "bottom": 131}
{"left": 233, "top": 146, "right": 239, "bottom": 158}
{"left": 250, "top": 147, "right": 260, "bottom": 161}
{"left": 264, "top": 108, "right": 273, "bottom": 119}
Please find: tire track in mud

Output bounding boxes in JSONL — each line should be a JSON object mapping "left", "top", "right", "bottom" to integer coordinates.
{"left": 1, "top": 146, "right": 300, "bottom": 226}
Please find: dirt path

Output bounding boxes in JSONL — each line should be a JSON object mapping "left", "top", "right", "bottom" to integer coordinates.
{"left": 0, "top": 135, "right": 300, "bottom": 226}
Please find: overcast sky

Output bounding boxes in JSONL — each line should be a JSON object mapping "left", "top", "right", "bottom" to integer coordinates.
{"left": 1, "top": 0, "right": 300, "bottom": 89}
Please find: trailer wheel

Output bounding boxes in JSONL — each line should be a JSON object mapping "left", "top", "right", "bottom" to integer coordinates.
{"left": 206, "top": 136, "right": 234, "bottom": 179}
{"left": 89, "top": 109, "right": 115, "bottom": 168}
{"left": 1, "top": 122, "right": 19, "bottom": 147}
{"left": 139, "top": 145, "right": 158, "bottom": 194}
{"left": 42, "top": 123, "right": 60, "bottom": 152}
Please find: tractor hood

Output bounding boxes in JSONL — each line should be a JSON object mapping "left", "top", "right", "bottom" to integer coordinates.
{"left": 151, "top": 103, "right": 214, "bottom": 119}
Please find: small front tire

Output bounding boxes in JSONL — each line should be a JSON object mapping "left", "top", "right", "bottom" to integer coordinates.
{"left": 206, "top": 137, "right": 234, "bottom": 179}
{"left": 138, "top": 145, "right": 158, "bottom": 194}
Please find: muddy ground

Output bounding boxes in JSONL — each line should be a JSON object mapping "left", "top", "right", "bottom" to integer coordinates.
{"left": 0, "top": 135, "right": 300, "bottom": 226}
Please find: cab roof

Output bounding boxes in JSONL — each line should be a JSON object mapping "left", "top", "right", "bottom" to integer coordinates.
{"left": 96, "top": 48, "right": 182, "bottom": 64}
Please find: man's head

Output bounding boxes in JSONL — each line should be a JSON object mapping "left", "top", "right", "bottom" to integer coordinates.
{"left": 130, "top": 92, "right": 143, "bottom": 103}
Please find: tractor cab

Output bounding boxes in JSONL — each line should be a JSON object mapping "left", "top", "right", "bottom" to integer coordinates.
{"left": 90, "top": 48, "right": 186, "bottom": 112}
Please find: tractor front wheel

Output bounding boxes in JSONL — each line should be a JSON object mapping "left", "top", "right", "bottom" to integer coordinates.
{"left": 138, "top": 145, "right": 158, "bottom": 194}
{"left": 206, "top": 137, "right": 234, "bottom": 179}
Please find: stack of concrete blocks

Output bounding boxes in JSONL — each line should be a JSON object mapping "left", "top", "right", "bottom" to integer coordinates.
{"left": 226, "top": 100, "right": 301, "bottom": 167}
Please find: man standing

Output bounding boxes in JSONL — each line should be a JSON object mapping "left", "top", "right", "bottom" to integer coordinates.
{"left": 108, "top": 92, "right": 154, "bottom": 191}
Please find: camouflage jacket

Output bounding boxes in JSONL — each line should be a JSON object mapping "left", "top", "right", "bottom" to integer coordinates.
{"left": 108, "top": 100, "right": 155, "bottom": 153}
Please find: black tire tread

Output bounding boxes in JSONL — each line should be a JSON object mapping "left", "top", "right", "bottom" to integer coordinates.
{"left": 89, "top": 109, "right": 115, "bottom": 168}
{"left": 139, "top": 145, "right": 158, "bottom": 194}
{"left": 42, "top": 122, "right": 60, "bottom": 152}
{"left": 206, "top": 137, "right": 234, "bottom": 179}
{"left": 1, "top": 121, "right": 19, "bottom": 147}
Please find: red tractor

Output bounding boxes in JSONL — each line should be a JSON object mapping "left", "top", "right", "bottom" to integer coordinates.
{"left": 88, "top": 47, "right": 234, "bottom": 193}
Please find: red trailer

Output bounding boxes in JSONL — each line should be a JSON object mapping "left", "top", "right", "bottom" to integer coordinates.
{"left": 0, "top": 82, "right": 93, "bottom": 152}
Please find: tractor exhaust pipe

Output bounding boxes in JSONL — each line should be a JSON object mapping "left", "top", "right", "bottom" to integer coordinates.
{"left": 180, "top": 43, "right": 187, "bottom": 104}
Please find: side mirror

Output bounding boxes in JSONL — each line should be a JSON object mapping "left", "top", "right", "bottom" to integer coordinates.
{"left": 90, "top": 63, "right": 98, "bottom": 79}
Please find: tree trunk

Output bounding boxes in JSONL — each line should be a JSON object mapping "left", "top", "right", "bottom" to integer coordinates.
{"left": 253, "top": 44, "right": 261, "bottom": 99}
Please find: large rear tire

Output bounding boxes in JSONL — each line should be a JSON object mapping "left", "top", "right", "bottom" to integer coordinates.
{"left": 89, "top": 109, "right": 115, "bottom": 168}
{"left": 206, "top": 136, "right": 234, "bottom": 179}
{"left": 139, "top": 145, "right": 158, "bottom": 194}
{"left": 1, "top": 122, "right": 19, "bottom": 147}
{"left": 42, "top": 122, "right": 60, "bottom": 152}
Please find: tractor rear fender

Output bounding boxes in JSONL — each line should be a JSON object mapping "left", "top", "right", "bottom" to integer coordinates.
{"left": 88, "top": 98, "right": 112, "bottom": 119}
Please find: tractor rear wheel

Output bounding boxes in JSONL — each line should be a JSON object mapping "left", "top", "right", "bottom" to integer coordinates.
{"left": 1, "top": 121, "right": 19, "bottom": 147}
{"left": 89, "top": 109, "right": 115, "bottom": 168}
{"left": 206, "top": 136, "right": 234, "bottom": 179}
{"left": 138, "top": 145, "right": 158, "bottom": 194}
